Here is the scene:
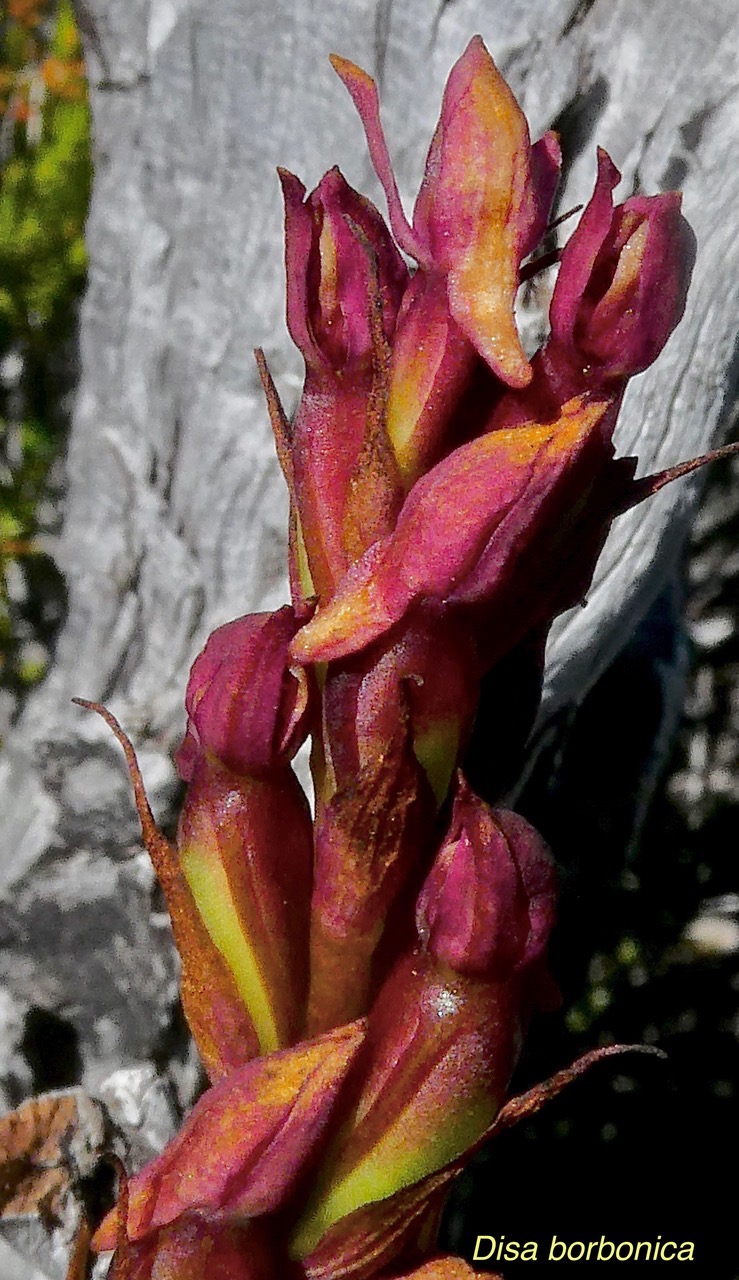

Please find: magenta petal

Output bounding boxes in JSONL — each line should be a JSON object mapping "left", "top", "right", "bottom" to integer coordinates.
{"left": 385, "top": 270, "right": 477, "bottom": 487}
{"left": 550, "top": 148, "right": 621, "bottom": 349}
{"left": 281, "top": 165, "right": 408, "bottom": 374}
{"left": 496, "top": 157, "right": 694, "bottom": 415}
{"left": 278, "top": 164, "right": 408, "bottom": 595}
{"left": 177, "top": 606, "right": 309, "bottom": 779}
{"left": 416, "top": 778, "right": 556, "bottom": 979}
{"left": 309, "top": 167, "right": 408, "bottom": 367}
{"left": 521, "top": 131, "right": 562, "bottom": 257}
{"left": 333, "top": 39, "right": 537, "bottom": 387}
{"left": 291, "top": 397, "right": 610, "bottom": 665}
{"left": 493, "top": 809, "right": 559, "bottom": 969}
{"left": 584, "top": 190, "right": 695, "bottom": 376}
{"left": 280, "top": 168, "right": 322, "bottom": 367}
{"left": 412, "top": 37, "right": 534, "bottom": 386}
{"left": 330, "top": 55, "right": 429, "bottom": 263}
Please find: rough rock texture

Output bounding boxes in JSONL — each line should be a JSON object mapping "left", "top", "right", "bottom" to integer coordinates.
{"left": 0, "top": 1074, "right": 178, "bottom": 1279}
{"left": 0, "top": 0, "right": 737, "bottom": 1147}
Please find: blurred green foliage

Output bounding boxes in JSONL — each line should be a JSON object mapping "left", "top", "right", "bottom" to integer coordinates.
{"left": 0, "top": 0, "right": 90, "bottom": 707}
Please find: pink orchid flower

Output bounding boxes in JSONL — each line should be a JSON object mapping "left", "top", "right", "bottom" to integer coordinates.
{"left": 79, "top": 33, "right": 728, "bottom": 1280}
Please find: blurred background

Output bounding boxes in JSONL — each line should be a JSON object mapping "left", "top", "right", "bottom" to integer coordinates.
{"left": 1, "top": 2, "right": 737, "bottom": 1276}
{"left": 1, "top": 0, "right": 87, "bottom": 730}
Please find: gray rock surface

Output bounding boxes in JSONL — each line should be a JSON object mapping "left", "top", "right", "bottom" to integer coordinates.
{"left": 0, "top": 1074, "right": 178, "bottom": 1279}
{"left": 0, "top": 0, "right": 737, "bottom": 1107}
{"left": 0, "top": 1089, "right": 106, "bottom": 1280}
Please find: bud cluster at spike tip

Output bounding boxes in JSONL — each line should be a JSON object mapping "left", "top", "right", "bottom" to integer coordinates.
{"left": 73, "top": 32, "right": 727, "bottom": 1280}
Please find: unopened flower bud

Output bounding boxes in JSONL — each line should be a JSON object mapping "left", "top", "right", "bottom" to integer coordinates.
{"left": 416, "top": 778, "right": 556, "bottom": 979}
{"left": 549, "top": 149, "right": 695, "bottom": 386}
{"left": 176, "top": 605, "right": 309, "bottom": 781}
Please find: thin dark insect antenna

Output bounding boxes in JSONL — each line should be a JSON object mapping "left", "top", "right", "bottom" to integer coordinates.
{"left": 520, "top": 247, "right": 562, "bottom": 283}
{"left": 519, "top": 206, "right": 585, "bottom": 284}
{"left": 546, "top": 202, "right": 584, "bottom": 233}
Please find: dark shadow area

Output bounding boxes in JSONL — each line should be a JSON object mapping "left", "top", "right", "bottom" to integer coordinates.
{"left": 20, "top": 1007, "right": 83, "bottom": 1092}
{"left": 550, "top": 76, "right": 610, "bottom": 175}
